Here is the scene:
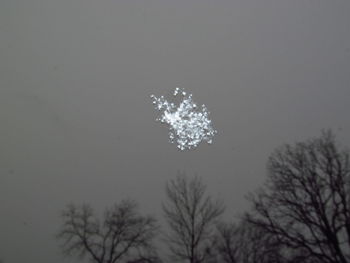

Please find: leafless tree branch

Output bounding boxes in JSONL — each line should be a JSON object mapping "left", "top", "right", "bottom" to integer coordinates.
{"left": 245, "top": 130, "right": 350, "bottom": 263}
{"left": 57, "top": 199, "right": 160, "bottom": 263}
{"left": 162, "top": 172, "right": 225, "bottom": 263}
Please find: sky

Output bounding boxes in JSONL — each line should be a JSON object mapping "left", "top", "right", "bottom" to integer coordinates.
{"left": 1, "top": 0, "right": 350, "bottom": 262}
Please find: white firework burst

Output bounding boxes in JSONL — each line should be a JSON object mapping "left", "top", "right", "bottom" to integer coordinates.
{"left": 150, "top": 87, "right": 217, "bottom": 150}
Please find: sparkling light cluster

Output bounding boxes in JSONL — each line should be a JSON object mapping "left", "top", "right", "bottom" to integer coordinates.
{"left": 150, "top": 87, "right": 217, "bottom": 150}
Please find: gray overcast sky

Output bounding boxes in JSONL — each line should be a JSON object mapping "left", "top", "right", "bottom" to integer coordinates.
{"left": 1, "top": 0, "right": 350, "bottom": 262}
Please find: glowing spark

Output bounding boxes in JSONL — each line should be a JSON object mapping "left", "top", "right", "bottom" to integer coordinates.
{"left": 150, "top": 87, "right": 217, "bottom": 150}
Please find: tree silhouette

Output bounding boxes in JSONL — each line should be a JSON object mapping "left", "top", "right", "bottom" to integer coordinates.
{"left": 214, "top": 220, "right": 284, "bottom": 263}
{"left": 162, "top": 173, "right": 225, "bottom": 263}
{"left": 57, "top": 199, "right": 160, "bottom": 263}
{"left": 246, "top": 131, "right": 350, "bottom": 263}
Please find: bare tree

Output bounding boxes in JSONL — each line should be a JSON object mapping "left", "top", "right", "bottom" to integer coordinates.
{"left": 162, "top": 173, "right": 225, "bottom": 263}
{"left": 214, "top": 222, "right": 240, "bottom": 263}
{"left": 246, "top": 131, "right": 350, "bottom": 263}
{"left": 57, "top": 199, "right": 160, "bottom": 263}
{"left": 214, "top": 220, "right": 284, "bottom": 263}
